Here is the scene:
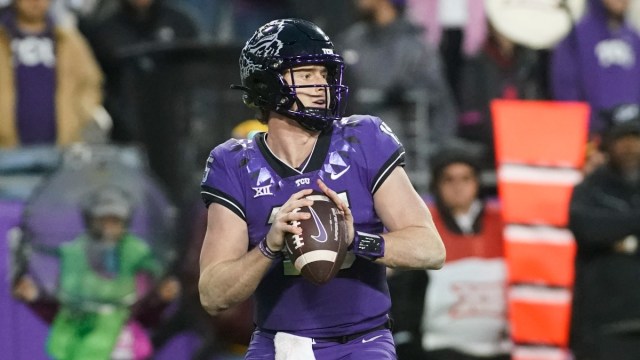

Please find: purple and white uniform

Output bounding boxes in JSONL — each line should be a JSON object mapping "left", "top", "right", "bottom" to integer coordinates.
{"left": 201, "top": 115, "right": 404, "bottom": 339}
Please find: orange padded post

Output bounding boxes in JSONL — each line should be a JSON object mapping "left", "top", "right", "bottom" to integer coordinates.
{"left": 491, "top": 100, "right": 589, "bottom": 167}
{"left": 504, "top": 225, "right": 576, "bottom": 287}
{"left": 499, "top": 180, "right": 575, "bottom": 227}
{"left": 492, "top": 100, "right": 589, "bottom": 354}
{"left": 509, "top": 287, "right": 572, "bottom": 347}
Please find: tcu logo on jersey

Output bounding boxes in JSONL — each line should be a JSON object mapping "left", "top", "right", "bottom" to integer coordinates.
{"left": 596, "top": 39, "right": 635, "bottom": 68}
{"left": 295, "top": 178, "right": 310, "bottom": 187}
{"left": 11, "top": 37, "right": 55, "bottom": 67}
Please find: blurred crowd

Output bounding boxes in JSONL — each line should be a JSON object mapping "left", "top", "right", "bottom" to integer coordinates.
{"left": 1, "top": 0, "right": 640, "bottom": 359}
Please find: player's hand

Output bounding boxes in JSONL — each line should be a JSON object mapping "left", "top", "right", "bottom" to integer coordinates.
{"left": 613, "top": 235, "right": 638, "bottom": 254}
{"left": 265, "top": 189, "right": 314, "bottom": 251}
{"left": 317, "top": 179, "right": 355, "bottom": 246}
{"left": 583, "top": 147, "right": 606, "bottom": 175}
{"left": 12, "top": 275, "right": 39, "bottom": 303}
{"left": 158, "top": 276, "right": 181, "bottom": 302}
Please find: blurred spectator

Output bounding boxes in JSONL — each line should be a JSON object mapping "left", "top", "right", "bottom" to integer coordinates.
{"left": 228, "top": 0, "right": 293, "bottom": 44}
{"left": 289, "top": 0, "right": 357, "bottom": 41}
{"left": 230, "top": 118, "right": 268, "bottom": 140}
{"left": 0, "top": 0, "right": 105, "bottom": 148}
{"left": 174, "top": 0, "right": 295, "bottom": 44}
{"left": 152, "top": 196, "right": 252, "bottom": 360}
{"left": 457, "top": 21, "right": 548, "bottom": 171}
{"left": 629, "top": 0, "right": 640, "bottom": 33}
{"left": 390, "top": 147, "right": 510, "bottom": 360}
{"left": 336, "top": 0, "right": 458, "bottom": 151}
{"left": 568, "top": 120, "right": 640, "bottom": 360}
{"left": 71, "top": 0, "right": 122, "bottom": 25}
{"left": 12, "top": 186, "right": 180, "bottom": 360}
{"left": 406, "top": 0, "right": 487, "bottom": 103}
{"left": 177, "top": 0, "right": 228, "bottom": 40}
{"left": 551, "top": 0, "right": 640, "bottom": 138}
{"left": 82, "top": 0, "right": 202, "bottom": 142}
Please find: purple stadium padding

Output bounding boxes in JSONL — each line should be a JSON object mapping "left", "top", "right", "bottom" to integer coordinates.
{"left": 1, "top": 201, "right": 50, "bottom": 360}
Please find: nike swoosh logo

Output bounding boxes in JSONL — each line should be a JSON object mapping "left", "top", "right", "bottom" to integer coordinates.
{"left": 330, "top": 165, "right": 351, "bottom": 180}
{"left": 309, "top": 206, "right": 328, "bottom": 243}
{"left": 362, "top": 335, "right": 383, "bottom": 343}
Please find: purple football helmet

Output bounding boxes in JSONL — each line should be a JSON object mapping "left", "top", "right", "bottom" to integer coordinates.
{"left": 237, "top": 18, "right": 349, "bottom": 132}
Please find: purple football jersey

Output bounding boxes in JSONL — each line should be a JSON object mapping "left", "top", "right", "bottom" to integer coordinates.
{"left": 200, "top": 115, "right": 405, "bottom": 338}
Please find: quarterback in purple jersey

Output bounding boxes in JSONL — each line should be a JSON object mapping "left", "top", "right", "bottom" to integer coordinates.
{"left": 198, "top": 18, "right": 445, "bottom": 359}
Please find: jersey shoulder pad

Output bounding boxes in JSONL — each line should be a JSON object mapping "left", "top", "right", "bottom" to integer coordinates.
{"left": 337, "top": 114, "right": 404, "bottom": 153}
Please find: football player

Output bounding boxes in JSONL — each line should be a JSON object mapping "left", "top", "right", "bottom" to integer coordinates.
{"left": 198, "top": 18, "right": 445, "bottom": 359}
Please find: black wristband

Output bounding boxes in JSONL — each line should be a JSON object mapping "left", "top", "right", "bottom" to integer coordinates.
{"left": 258, "top": 237, "right": 283, "bottom": 260}
{"left": 352, "top": 231, "right": 385, "bottom": 260}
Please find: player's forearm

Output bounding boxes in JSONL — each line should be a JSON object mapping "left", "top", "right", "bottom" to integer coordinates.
{"left": 199, "top": 248, "right": 273, "bottom": 315}
{"left": 376, "top": 225, "right": 445, "bottom": 270}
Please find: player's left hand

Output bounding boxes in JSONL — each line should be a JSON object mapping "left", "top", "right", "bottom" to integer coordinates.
{"left": 157, "top": 276, "right": 181, "bottom": 302}
{"left": 12, "top": 275, "right": 39, "bottom": 303}
{"left": 317, "top": 179, "right": 354, "bottom": 246}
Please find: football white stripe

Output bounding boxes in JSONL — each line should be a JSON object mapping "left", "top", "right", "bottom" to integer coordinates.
{"left": 306, "top": 194, "right": 330, "bottom": 202}
{"left": 294, "top": 250, "right": 337, "bottom": 271}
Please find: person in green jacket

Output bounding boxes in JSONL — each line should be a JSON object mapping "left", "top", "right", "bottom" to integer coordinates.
{"left": 13, "top": 186, "right": 180, "bottom": 360}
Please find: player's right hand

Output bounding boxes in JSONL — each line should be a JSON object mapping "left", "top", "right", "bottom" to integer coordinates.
{"left": 265, "top": 189, "right": 314, "bottom": 251}
{"left": 12, "top": 275, "right": 39, "bottom": 303}
{"left": 158, "top": 276, "right": 181, "bottom": 302}
{"left": 317, "top": 179, "right": 354, "bottom": 246}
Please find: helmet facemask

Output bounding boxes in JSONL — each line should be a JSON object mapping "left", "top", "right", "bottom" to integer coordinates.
{"left": 274, "top": 55, "right": 349, "bottom": 132}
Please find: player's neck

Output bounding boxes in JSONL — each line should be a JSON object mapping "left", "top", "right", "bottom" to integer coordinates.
{"left": 266, "top": 117, "right": 319, "bottom": 169}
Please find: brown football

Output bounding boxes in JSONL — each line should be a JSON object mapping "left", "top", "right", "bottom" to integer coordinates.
{"left": 284, "top": 192, "right": 348, "bottom": 285}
